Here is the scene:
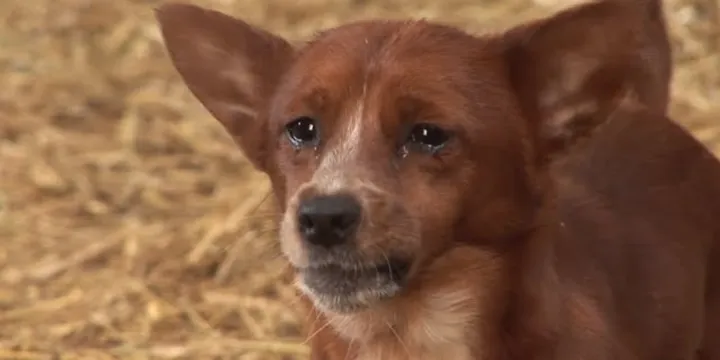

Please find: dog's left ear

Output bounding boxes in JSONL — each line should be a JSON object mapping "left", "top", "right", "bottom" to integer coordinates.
{"left": 503, "top": 0, "right": 671, "bottom": 158}
{"left": 155, "top": 3, "right": 295, "bottom": 173}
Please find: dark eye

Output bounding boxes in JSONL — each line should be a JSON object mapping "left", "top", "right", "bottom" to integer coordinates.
{"left": 406, "top": 123, "right": 450, "bottom": 153}
{"left": 285, "top": 116, "right": 319, "bottom": 147}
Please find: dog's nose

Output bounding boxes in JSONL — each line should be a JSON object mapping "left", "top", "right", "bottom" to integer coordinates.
{"left": 296, "top": 194, "right": 362, "bottom": 247}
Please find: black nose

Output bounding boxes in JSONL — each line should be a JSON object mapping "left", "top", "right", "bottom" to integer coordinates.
{"left": 296, "top": 194, "right": 362, "bottom": 248}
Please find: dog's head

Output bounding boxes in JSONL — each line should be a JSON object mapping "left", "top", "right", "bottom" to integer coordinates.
{"left": 156, "top": 0, "right": 670, "bottom": 314}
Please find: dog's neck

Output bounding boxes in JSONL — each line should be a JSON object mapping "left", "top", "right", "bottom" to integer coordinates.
{"left": 307, "top": 245, "right": 512, "bottom": 360}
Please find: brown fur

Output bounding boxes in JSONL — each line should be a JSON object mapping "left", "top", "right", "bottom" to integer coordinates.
{"left": 155, "top": 1, "right": 720, "bottom": 359}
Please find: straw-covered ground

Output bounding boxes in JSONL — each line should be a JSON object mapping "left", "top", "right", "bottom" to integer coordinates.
{"left": 1, "top": 0, "right": 718, "bottom": 359}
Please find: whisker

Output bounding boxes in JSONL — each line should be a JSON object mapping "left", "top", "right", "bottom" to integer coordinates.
{"left": 302, "top": 307, "right": 324, "bottom": 342}
{"left": 303, "top": 317, "right": 334, "bottom": 345}
{"left": 344, "top": 338, "right": 356, "bottom": 360}
{"left": 385, "top": 319, "right": 411, "bottom": 358}
{"left": 379, "top": 247, "right": 393, "bottom": 282}
{"left": 230, "top": 211, "right": 281, "bottom": 221}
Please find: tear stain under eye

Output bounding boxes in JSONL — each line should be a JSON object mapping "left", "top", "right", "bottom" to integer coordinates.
{"left": 398, "top": 145, "right": 409, "bottom": 159}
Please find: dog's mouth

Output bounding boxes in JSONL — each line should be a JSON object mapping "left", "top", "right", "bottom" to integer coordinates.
{"left": 297, "top": 257, "right": 412, "bottom": 313}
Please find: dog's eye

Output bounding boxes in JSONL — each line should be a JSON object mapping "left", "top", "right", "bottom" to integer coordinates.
{"left": 285, "top": 116, "right": 319, "bottom": 147}
{"left": 406, "top": 123, "right": 449, "bottom": 153}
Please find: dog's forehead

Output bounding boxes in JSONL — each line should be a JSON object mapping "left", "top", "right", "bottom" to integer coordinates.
{"left": 304, "top": 19, "right": 442, "bottom": 58}
{"left": 286, "top": 20, "right": 481, "bottom": 90}
{"left": 274, "top": 20, "right": 486, "bottom": 127}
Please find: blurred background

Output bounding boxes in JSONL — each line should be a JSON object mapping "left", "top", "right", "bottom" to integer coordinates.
{"left": 0, "top": 0, "right": 718, "bottom": 359}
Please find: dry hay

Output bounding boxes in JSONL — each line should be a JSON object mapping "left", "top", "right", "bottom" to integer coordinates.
{"left": 0, "top": 0, "right": 718, "bottom": 359}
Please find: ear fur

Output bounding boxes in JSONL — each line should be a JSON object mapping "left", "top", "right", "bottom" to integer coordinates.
{"left": 503, "top": 0, "right": 672, "bottom": 158}
{"left": 155, "top": 3, "right": 295, "bottom": 172}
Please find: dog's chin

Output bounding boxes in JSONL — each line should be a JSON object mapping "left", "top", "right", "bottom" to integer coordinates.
{"left": 297, "top": 258, "right": 412, "bottom": 314}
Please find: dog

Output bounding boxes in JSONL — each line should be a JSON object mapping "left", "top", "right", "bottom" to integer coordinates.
{"left": 156, "top": 0, "right": 720, "bottom": 359}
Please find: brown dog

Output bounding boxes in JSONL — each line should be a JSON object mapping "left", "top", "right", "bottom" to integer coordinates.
{"left": 156, "top": 0, "right": 720, "bottom": 359}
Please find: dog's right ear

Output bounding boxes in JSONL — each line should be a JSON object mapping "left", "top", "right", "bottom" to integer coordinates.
{"left": 501, "top": 0, "right": 671, "bottom": 162}
{"left": 155, "top": 3, "right": 294, "bottom": 172}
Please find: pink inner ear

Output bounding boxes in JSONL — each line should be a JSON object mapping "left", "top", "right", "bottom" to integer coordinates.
{"left": 501, "top": 0, "right": 671, "bottom": 155}
{"left": 156, "top": 3, "right": 295, "bottom": 172}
